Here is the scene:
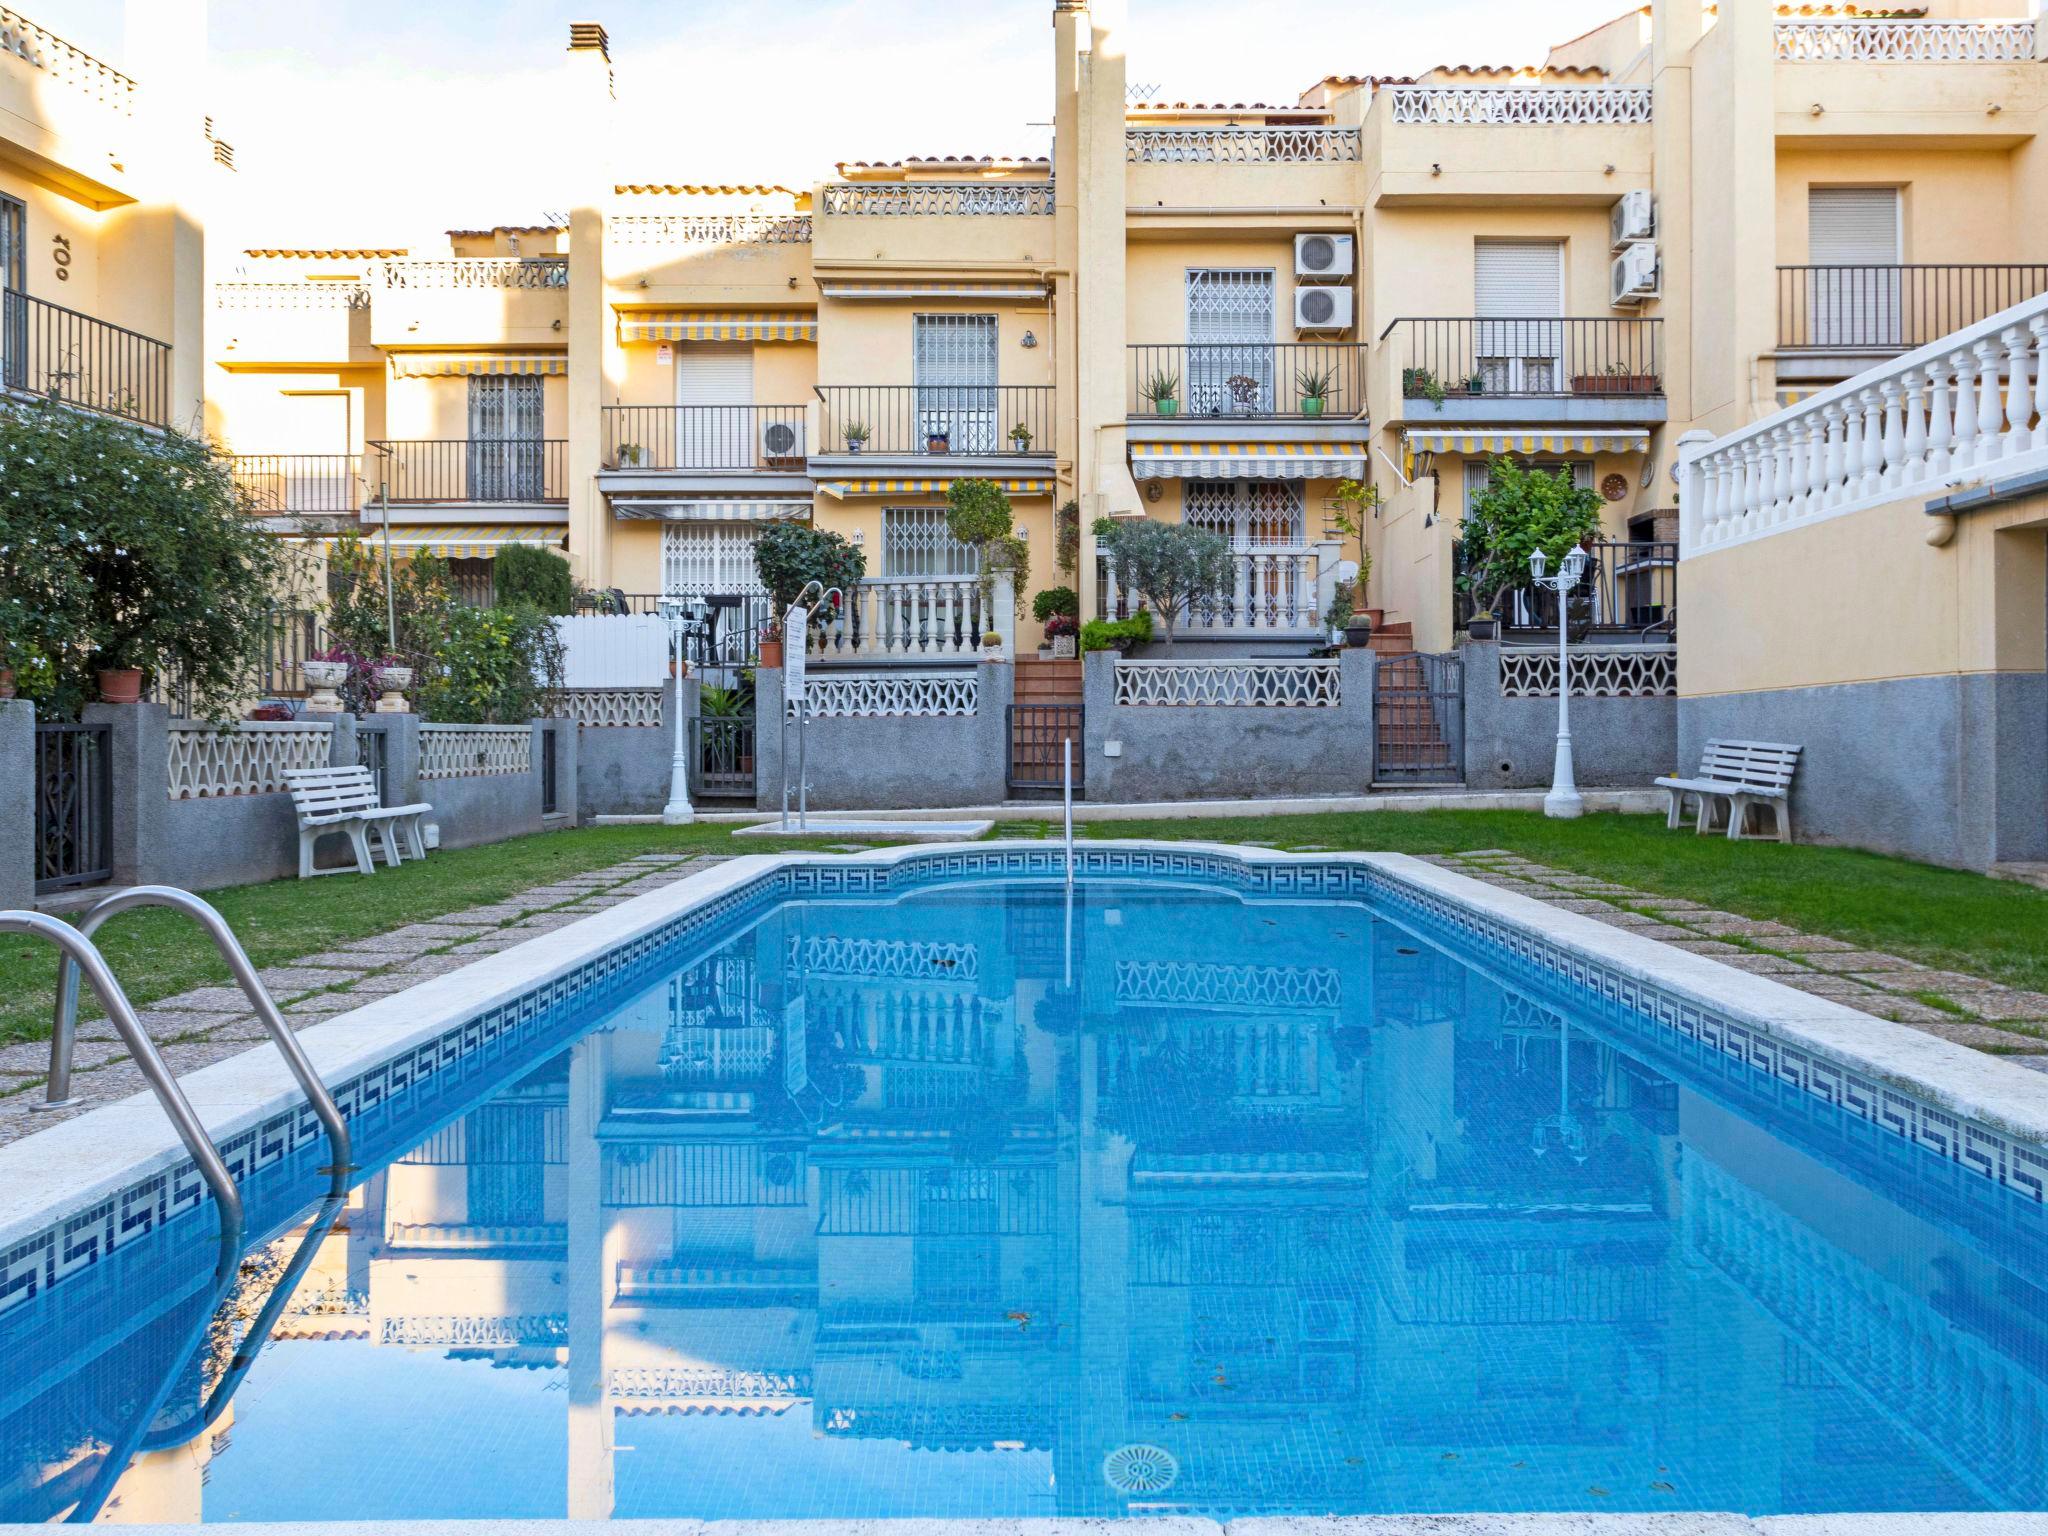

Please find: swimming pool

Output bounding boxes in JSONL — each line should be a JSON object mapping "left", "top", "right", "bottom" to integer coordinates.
{"left": 2, "top": 845, "right": 2044, "bottom": 1524}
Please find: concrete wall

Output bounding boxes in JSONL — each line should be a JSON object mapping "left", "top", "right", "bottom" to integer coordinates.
{"left": 424, "top": 721, "right": 556, "bottom": 851}
{"left": 1461, "top": 640, "right": 1678, "bottom": 791}
{"left": 573, "top": 680, "right": 698, "bottom": 818}
{"left": 1083, "top": 649, "right": 1376, "bottom": 803}
{"left": 0, "top": 701, "right": 34, "bottom": 911}
{"left": 753, "top": 662, "right": 1010, "bottom": 810}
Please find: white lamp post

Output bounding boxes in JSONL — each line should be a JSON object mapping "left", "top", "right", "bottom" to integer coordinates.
{"left": 1528, "top": 544, "right": 1589, "bottom": 820}
{"left": 655, "top": 597, "right": 699, "bottom": 826}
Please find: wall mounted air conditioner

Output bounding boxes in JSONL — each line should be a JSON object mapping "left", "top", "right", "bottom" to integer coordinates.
{"left": 1610, "top": 241, "right": 1660, "bottom": 306}
{"left": 1294, "top": 285, "right": 1354, "bottom": 330}
{"left": 1294, "top": 232, "right": 1354, "bottom": 279}
{"left": 1609, "top": 189, "right": 1655, "bottom": 251}
{"left": 760, "top": 419, "right": 801, "bottom": 459}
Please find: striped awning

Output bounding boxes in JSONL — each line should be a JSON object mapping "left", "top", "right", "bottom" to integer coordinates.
{"left": 1127, "top": 441, "right": 1367, "bottom": 482}
{"left": 619, "top": 310, "right": 817, "bottom": 343}
{"left": 613, "top": 499, "right": 812, "bottom": 523}
{"left": 1400, "top": 429, "right": 1650, "bottom": 457}
{"left": 818, "top": 280, "right": 1048, "bottom": 300}
{"left": 819, "top": 477, "right": 1053, "bottom": 499}
{"left": 333, "top": 525, "right": 567, "bottom": 558}
{"left": 389, "top": 352, "right": 566, "bottom": 378}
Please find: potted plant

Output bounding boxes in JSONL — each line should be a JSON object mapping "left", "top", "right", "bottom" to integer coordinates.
{"left": 301, "top": 649, "right": 352, "bottom": 712}
{"left": 1141, "top": 367, "right": 1180, "bottom": 417}
{"left": 1466, "top": 610, "right": 1498, "bottom": 641}
{"left": 757, "top": 619, "right": 783, "bottom": 669}
{"left": 1008, "top": 422, "right": 1034, "bottom": 452}
{"left": 1296, "top": 364, "right": 1335, "bottom": 418}
{"left": 926, "top": 427, "right": 951, "bottom": 455}
{"left": 843, "top": 421, "right": 869, "bottom": 454}
{"left": 372, "top": 656, "right": 414, "bottom": 714}
{"left": 980, "top": 630, "right": 1005, "bottom": 661}
{"left": 1044, "top": 612, "right": 1079, "bottom": 658}
{"left": 1402, "top": 367, "right": 1448, "bottom": 410}
{"left": 614, "top": 442, "right": 644, "bottom": 469}
{"left": 1462, "top": 372, "right": 1487, "bottom": 396}
{"left": 1226, "top": 373, "right": 1262, "bottom": 414}
{"left": 1571, "top": 361, "right": 1661, "bottom": 396}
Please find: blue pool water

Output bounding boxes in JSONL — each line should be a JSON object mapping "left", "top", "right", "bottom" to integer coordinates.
{"left": 3, "top": 870, "right": 2046, "bottom": 1522}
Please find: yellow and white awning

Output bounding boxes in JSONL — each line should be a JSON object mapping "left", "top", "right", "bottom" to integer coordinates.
{"left": 819, "top": 476, "right": 1053, "bottom": 499}
{"left": 1400, "top": 428, "right": 1650, "bottom": 457}
{"left": 612, "top": 499, "right": 811, "bottom": 522}
{"left": 619, "top": 310, "right": 817, "bottom": 343}
{"left": 818, "top": 280, "right": 1048, "bottom": 301}
{"left": 330, "top": 525, "right": 567, "bottom": 558}
{"left": 1127, "top": 441, "right": 1368, "bottom": 482}
{"left": 389, "top": 352, "right": 567, "bottom": 378}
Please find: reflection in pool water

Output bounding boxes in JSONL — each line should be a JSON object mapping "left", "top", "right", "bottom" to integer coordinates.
{"left": 5, "top": 878, "right": 2046, "bottom": 1522}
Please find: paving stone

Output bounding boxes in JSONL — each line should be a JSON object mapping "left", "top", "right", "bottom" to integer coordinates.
{"left": 336, "top": 969, "right": 440, "bottom": 996}
{"left": 433, "top": 904, "right": 534, "bottom": 926}
{"left": 1681, "top": 914, "right": 1802, "bottom": 938}
{"left": 385, "top": 952, "right": 480, "bottom": 980}
{"left": 1775, "top": 973, "right": 1887, "bottom": 999}
{"left": 1797, "top": 950, "right": 1928, "bottom": 974}
{"left": 0, "top": 1040, "right": 59, "bottom": 1073}
{"left": 1635, "top": 899, "right": 1711, "bottom": 914}
{"left": 1859, "top": 998, "right": 1979, "bottom": 1027}
{"left": 2011, "top": 1056, "right": 2048, "bottom": 1074}
{"left": 1756, "top": 933, "right": 1859, "bottom": 953}
{"left": 560, "top": 895, "right": 629, "bottom": 911}
{"left": 1893, "top": 968, "right": 2002, "bottom": 993}
{"left": 1453, "top": 849, "right": 1519, "bottom": 858}
{"left": 503, "top": 912, "right": 583, "bottom": 934}
{"left": 1915, "top": 1021, "right": 2048, "bottom": 1051}
{"left": 1548, "top": 898, "right": 1622, "bottom": 915}
{"left": 1661, "top": 938, "right": 1748, "bottom": 957}
{"left": 156, "top": 986, "right": 268, "bottom": 1013}
{"left": 134, "top": 1007, "right": 253, "bottom": 1040}
{"left": 1586, "top": 915, "right": 1698, "bottom": 940}
{"left": 1711, "top": 952, "right": 1810, "bottom": 975}
{"left": 253, "top": 965, "right": 359, "bottom": 997}
{"left": 341, "top": 923, "right": 473, "bottom": 949}
{"left": 442, "top": 930, "right": 527, "bottom": 954}
{"left": 1953, "top": 990, "right": 2048, "bottom": 1023}
{"left": 282, "top": 994, "right": 358, "bottom": 1018}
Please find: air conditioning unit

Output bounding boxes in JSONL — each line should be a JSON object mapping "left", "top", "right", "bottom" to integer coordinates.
{"left": 1610, "top": 241, "right": 1660, "bottom": 306}
{"left": 760, "top": 419, "right": 801, "bottom": 460}
{"left": 1609, "top": 189, "right": 1655, "bottom": 250}
{"left": 1294, "top": 232, "right": 1354, "bottom": 279}
{"left": 1293, "top": 285, "right": 1354, "bottom": 331}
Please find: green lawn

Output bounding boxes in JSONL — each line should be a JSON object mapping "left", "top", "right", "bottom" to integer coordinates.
{"left": 5, "top": 810, "right": 2041, "bottom": 1048}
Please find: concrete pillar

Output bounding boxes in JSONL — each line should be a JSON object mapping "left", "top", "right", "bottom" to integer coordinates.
{"left": 564, "top": 23, "right": 617, "bottom": 590}
{"left": 372, "top": 714, "right": 424, "bottom": 812}
{"left": 1650, "top": 0, "right": 1704, "bottom": 438}
{"left": 313, "top": 709, "right": 357, "bottom": 767}
{"left": 0, "top": 699, "right": 34, "bottom": 910}
{"left": 86, "top": 702, "right": 168, "bottom": 886}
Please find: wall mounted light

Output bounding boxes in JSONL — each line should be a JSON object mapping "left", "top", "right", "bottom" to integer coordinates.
{"left": 1145, "top": 481, "right": 1163, "bottom": 503}
{"left": 1810, "top": 102, "right": 1824, "bottom": 117}
{"left": 1430, "top": 162, "right": 1442, "bottom": 177}
{"left": 1021, "top": 330, "right": 1038, "bottom": 348}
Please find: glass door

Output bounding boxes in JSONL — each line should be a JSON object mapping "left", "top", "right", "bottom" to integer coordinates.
{"left": 913, "top": 314, "right": 998, "bottom": 452}
{"left": 467, "top": 375, "right": 545, "bottom": 500}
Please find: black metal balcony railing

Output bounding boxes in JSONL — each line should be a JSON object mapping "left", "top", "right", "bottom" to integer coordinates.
{"left": 815, "top": 386, "right": 1053, "bottom": 456}
{"left": 1128, "top": 342, "right": 1366, "bottom": 418}
{"left": 1383, "top": 318, "right": 1663, "bottom": 401}
{"left": 1776, "top": 264, "right": 2048, "bottom": 351}
{"left": 1453, "top": 540, "right": 1676, "bottom": 637}
{"left": 369, "top": 439, "right": 569, "bottom": 503}
{"left": 2, "top": 287, "right": 173, "bottom": 428}
{"left": 603, "top": 405, "right": 807, "bottom": 470}
{"left": 230, "top": 454, "right": 365, "bottom": 515}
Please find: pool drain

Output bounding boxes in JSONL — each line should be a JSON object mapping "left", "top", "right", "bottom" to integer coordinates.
{"left": 1103, "top": 1444, "right": 1179, "bottom": 1495}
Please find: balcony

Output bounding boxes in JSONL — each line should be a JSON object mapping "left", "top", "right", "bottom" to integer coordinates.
{"left": 1098, "top": 546, "right": 1340, "bottom": 641}
{"left": 369, "top": 259, "right": 568, "bottom": 350}
{"left": 1379, "top": 317, "right": 1665, "bottom": 426}
{"left": 602, "top": 405, "right": 807, "bottom": 471}
{"left": 2, "top": 287, "right": 172, "bottom": 427}
{"left": 1124, "top": 128, "right": 1359, "bottom": 163}
{"left": 377, "top": 258, "right": 568, "bottom": 289}
{"left": 813, "top": 385, "right": 1054, "bottom": 463}
{"left": 368, "top": 439, "right": 568, "bottom": 505}
{"left": 230, "top": 454, "right": 366, "bottom": 517}
{"left": 1386, "top": 86, "right": 1651, "bottom": 126}
{"left": 817, "top": 183, "right": 1053, "bottom": 217}
{"left": 1129, "top": 342, "right": 1365, "bottom": 421}
{"left": 1773, "top": 19, "right": 2035, "bottom": 62}
{"left": 1775, "top": 264, "right": 2048, "bottom": 380}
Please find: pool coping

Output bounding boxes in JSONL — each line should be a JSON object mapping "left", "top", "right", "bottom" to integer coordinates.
{"left": 3, "top": 839, "right": 2045, "bottom": 1269}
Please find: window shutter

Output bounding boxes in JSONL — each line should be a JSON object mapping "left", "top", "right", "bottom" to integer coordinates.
{"left": 1807, "top": 188, "right": 1901, "bottom": 347}
{"left": 1474, "top": 242, "right": 1563, "bottom": 317}
{"left": 675, "top": 346, "right": 754, "bottom": 467}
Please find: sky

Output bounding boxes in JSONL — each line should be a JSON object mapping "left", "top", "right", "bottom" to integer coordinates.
{"left": 48, "top": 0, "right": 1628, "bottom": 250}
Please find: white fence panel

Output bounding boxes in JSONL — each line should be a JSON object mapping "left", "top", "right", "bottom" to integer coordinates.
{"left": 554, "top": 615, "right": 670, "bottom": 688}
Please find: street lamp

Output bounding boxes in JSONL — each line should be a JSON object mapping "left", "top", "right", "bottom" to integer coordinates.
{"left": 655, "top": 597, "right": 704, "bottom": 826}
{"left": 1528, "top": 544, "right": 1589, "bottom": 819}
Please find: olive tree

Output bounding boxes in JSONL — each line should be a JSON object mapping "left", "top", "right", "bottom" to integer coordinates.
{"left": 1092, "top": 516, "right": 1233, "bottom": 645}
{"left": 1456, "top": 457, "right": 1603, "bottom": 617}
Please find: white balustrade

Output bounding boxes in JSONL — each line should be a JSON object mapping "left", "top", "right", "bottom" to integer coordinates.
{"left": 1101, "top": 548, "right": 1327, "bottom": 635}
{"left": 606, "top": 214, "right": 812, "bottom": 246}
{"left": 822, "top": 575, "right": 1009, "bottom": 661}
{"left": 377, "top": 257, "right": 568, "bottom": 289}
{"left": 791, "top": 672, "right": 978, "bottom": 719}
{"left": 557, "top": 688, "right": 663, "bottom": 728}
{"left": 1388, "top": 86, "right": 1652, "bottom": 125}
{"left": 166, "top": 720, "right": 333, "bottom": 799}
{"left": 418, "top": 723, "right": 534, "bottom": 778}
{"left": 819, "top": 182, "right": 1054, "bottom": 216}
{"left": 212, "top": 282, "right": 370, "bottom": 310}
{"left": 0, "top": 7, "right": 134, "bottom": 114}
{"left": 1774, "top": 19, "right": 2035, "bottom": 62}
{"left": 1682, "top": 292, "right": 2048, "bottom": 553}
{"left": 792, "top": 934, "right": 981, "bottom": 982}
{"left": 1115, "top": 660, "right": 1342, "bottom": 708}
{"left": 1124, "top": 127, "right": 1360, "bottom": 163}
{"left": 1498, "top": 645, "right": 1676, "bottom": 699}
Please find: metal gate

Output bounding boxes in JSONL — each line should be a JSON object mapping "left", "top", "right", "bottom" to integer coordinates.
{"left": 694, "top": 716, "right": 756, "bottom": 798}
{"left": 1373, "top": 652, "right": 1465, "bottom": 784}
{"left": 35, "top": 722, "right": 112, "bottom": 893}
{"left": 1008, "top": 704, "right": 1084, "bottom": 793}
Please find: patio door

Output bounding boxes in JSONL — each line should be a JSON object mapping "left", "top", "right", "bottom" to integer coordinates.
{"left": 467, "top": 375, "right": 544, "bottom": 500}
{"left": 1187, "top": 268, "right": 1275, "bottom": 414}
{"left": 1808, "top": 187, "right": 1900, "bottom": 348}
{"left": 676, "top": 345, "right": 753, "bottom": 468}
{"left": 662, "top": 521, "right": 767, "bottom": 599}
{"left": 1475, "top": 241, "right": 1563, "bottom": 395}
{"left": 914, "top": 314, "right": 997, "bottom": 452}
{"left": 1182, "top": 480, "right": 1304, "bottom": 626}
{"left": 0, "top": 194, "right": 24, "bottom": 392}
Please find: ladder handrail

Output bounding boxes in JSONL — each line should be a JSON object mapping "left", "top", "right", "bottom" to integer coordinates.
{"left": 0, "top": 911, "right": 245, "bottom": 1289}
{"left": 48, "top": 886, "right": 353, "bottom": 1194}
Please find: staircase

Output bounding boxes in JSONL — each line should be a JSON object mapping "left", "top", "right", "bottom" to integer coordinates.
{"left": 1010, "top": 659, "right": 1083, "bottom": 794}
{"left": 1370, "top": 626, "right": 1462, "bottom": 784}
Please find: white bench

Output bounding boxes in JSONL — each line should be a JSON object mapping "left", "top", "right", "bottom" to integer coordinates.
{"left": 1655, "top": 740, "right": 1802, "bottom": 843}
{"left": 284, "top": 766, "right": 434, "bottom": 878}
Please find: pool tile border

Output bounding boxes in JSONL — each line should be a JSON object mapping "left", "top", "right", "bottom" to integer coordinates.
{"left": 3, "top": 841, "right": 2046, "bottom": 1321}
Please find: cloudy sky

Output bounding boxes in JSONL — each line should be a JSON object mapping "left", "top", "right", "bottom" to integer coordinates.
{"left": 52, "top": 0, "right": 1627, "bottom": 250}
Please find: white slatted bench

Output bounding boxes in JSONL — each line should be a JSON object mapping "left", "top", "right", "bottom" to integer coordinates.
{"left": 284, "top": 766, "right": 434, "bottom": 878}
{"left": 1654, "top": 740, "right": 1802, "bottom": 843}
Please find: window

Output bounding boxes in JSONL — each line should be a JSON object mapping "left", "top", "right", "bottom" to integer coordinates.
{"left": 882, "top": 506, "right": 977, "bottom": 578}
{"left": 467, "top": 375, "right": 545, "bottom": 500}
{"left": 674, "top": 344, "right": 754, "bottom": 468}
{"left": 1186, "top": 269, "right": 1275, "bottom": 414}
{"left": 1474, "top": 241, "right": 1564, "bottom": 394}
{"left": 1807, "top": 187, "right": 1901, "bottom": 348}
{"left": 1182, "top": 480, "right": 1304, "bottom": 548}
{"left": 1462, "top": 459, "right": 1593, "bottom": 517}
{"left": 913, "top": 314, "right": 997, "bottom": 452}
{"left": 662, "top": 521, "right": 767, "bottom": 597}
{"left": 0, "top": 195, "right": 24, "bottom": 293}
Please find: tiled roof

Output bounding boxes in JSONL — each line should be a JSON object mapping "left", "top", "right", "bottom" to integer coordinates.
{"left": 1426, "top": 63, "right": 1610, "bottom": 78}
{"left": 836, "top": 155, "right": 1050, "bottom": 172}
{"left": 445, "top": 223, "right": 566, "bottom": 236}
{"left": 613, "top": 183, "right": 800, "bottom": 196}
{"left": 245, "top": 248, "right": 407, "bottom": 258}
{"left": 1771, "top": 4, "right": 1929, "bottom": 14}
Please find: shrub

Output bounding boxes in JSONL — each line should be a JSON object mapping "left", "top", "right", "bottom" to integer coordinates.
{"left": 0, "top": 398, "right": 307, "bottom": 720}
{"left": 493, "top": 544, "right": 575, "bottom": 615}
{"left": 324, "top": 534, "right": 453, "bottom": 711}
{"left": 1079, "top": 611, "right": 1154, "bottom": 653}
{"left": 752, "top": 522, "right": 866, "bottom": 623}
{"left": 1031, "top": 586, "right": 1079, "bottom": 623}
{"left": 414, "top": 602, "right": 565, "bottom": 724}
{"left": 1054, "top": 499, "right": 1080, "bottom": 577}
{"left": 1457, "top": 457, "right": 1604, "bottom": 616}
{"left": 1091, "top": 517, "right": 1232, "bottom": 644}
{"left": 945, "top": 478, "right": 1029, "bottom": 618}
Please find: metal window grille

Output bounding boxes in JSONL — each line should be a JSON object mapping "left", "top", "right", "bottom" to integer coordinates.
{"left": 1182, "top": 480, "right": 1304, "bottom": 548}
{"left": 661, "top": 522, "right": 767, "bottom": 599}
{"left": 882, "top": 506, "right": 980, "bottom": 578}
{"left": 913, "top": 313, "right": 999, "bottom": 452}
{"left": 466, "top": 375, "right": 546, "bottom": 500}
{"left": 1185, "top": 269, "right": 1275, "bottom": 414}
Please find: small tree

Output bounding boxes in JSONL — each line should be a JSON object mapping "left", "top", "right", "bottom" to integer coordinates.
{"left": 944, "top": 478, "right": 1030, "bottom": 627}
{"left": 1456, "top": 458, "right": 1604, "bottom": 617}
{"left": 493, "top": 544, "right": 575, "bottom": 614}
{"left": 1328, "top": 477, "right": 1382, "bottom": 604}
{"left": 1092, "top": 517, "right": 1233, "bottom": 645}
{"left": 1054, "top": 498, "right": 1080, "bottom": 578}
{"left": 414, "top": 602, "right": 565, "bottom": 724}
{"left": 325, "top": 534, "right": 453, "bottom": 711}
{"left": 752, "top": 522, "right": 866, "bottom": 628}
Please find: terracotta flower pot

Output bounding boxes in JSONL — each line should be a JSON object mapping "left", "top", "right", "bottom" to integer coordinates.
{"left": 758, "top": 636, "right": 784, "bottom": 668}
{"left": 97, "top": 668, "right": 143, "bottom": 704}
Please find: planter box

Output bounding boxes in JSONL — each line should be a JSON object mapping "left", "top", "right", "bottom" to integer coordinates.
{"left": 1572, "top": 374, "right": 1660, "bottom": 395}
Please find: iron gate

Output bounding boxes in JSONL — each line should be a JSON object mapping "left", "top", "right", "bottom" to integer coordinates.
{"left": 1374, "top": 652, "right": 1465, "bottom": 784}
{"left": 694, "top": 716, "right": 756, "bottom": 798}
{"left": 1008, "top": 704, "right": 1084, "bottom": 793}
{"left": 540, "top": 724, "right": 561, "bottom": 815}
{"left": 35, "top": 722, "right": 112, "bottom": 893}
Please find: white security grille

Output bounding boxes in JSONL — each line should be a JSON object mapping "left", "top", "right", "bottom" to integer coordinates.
{"left": 1186, "top": 270, "right": 1275, "bottom": 414}
{"left": 914, "top": 314, "right": 999, "bottom": 452}
{"left": 1114, "top": 660, "right": 1340, "bottom": 707}
{"left": 792, "top": 672, "right": 979, "bottom": 718}
{"left": 883, "top": 506, "right": 980, "bottom": 578}
{"left": 662, "top": 522, "right": 767, "bottom": 598}
{"left": 467, "top": 376, "right": 546, "bottom": 500}
{"left": 1774, "top": 20, "right": 2035, "bottom": 61}
{"left": 1181, "top": 480, "right": 1303, "bottom": 547}
{"left": 606, "top": 214, "right": 812, "bottom": 246}
{"left": 819, "top": 182, "right": 1054, "bottom": 216}
{"left": 557, "top": 688, "right": 664, "bottom": 727}
{"left": 1498, "top": 645, "right": 1676, "bottom": 699}
{"left": 1388, "top": 87, "right": 1652, "bottom": 124}
{"left": 419, "top": 724, "right": 534, "bottom": 778}
{"left": 1125, "top": 128, "right": 1359, "bottom": 163}
{"left": 165, "top": 721, "right": 332, "bottom": 799}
